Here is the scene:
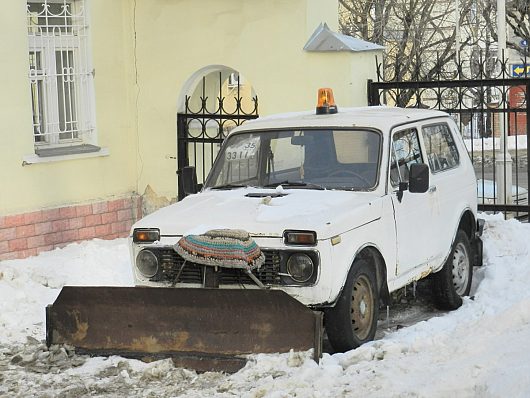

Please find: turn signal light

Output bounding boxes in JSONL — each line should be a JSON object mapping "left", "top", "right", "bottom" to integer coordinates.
{"left": 133, "top": 228, "right": 160, "bottom": 243}
{"left": 316, "top": 88, "right": 337, "bottom": 115}
{"left": 283, "top": 230, "right": 317, "bottom": 246}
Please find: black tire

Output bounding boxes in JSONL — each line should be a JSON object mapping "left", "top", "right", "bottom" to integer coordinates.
{"left": 325, "top": 259, "right": 379, "bottom": 352}
{"left": 432, "top": 230, "right": 473, "bottom": 310}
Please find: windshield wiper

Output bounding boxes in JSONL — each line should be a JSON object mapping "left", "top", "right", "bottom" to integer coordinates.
{"left": 210, "top": 183, "right": 248, "bottom": 190}
{"left": 263, "top": 181, "right": 325, "bottom": 190}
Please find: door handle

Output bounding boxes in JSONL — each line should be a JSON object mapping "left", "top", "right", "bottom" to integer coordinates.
{"left": 429, "top": 186, "right": 437, "bottom": 193}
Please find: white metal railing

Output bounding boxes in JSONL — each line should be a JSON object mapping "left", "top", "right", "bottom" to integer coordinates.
{"left": 27, "top": 0, "right": 95, "bottom": 147}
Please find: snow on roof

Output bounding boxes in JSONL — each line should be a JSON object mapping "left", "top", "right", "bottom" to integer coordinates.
{"left": 304, "top": 23, "right": 384, "bottom": 52}
{"left": 232, "top": 106, "right": 449, "bottom": 134}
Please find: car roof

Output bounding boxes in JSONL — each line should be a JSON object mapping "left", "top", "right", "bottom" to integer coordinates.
{"left": 230, "top": 106, "right": 449, "bottom": 134}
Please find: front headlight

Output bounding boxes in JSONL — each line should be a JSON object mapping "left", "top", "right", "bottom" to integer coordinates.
{"left": 287, "top": 253, "right": 314, "bottom": 283}
{"left": 136, "top": 249, "right": 159, "bottom": 278}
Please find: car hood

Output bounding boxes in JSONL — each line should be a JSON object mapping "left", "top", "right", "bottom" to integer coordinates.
{"left": 133, "top": 188, "right": 383, "bottom": 240}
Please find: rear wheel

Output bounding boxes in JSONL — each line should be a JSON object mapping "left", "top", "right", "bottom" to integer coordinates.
{"left": 325, "top": 259, "right": 379, "bottom": 352}
{"left": 432, "top": 230, "right": 473, "bottom": 310}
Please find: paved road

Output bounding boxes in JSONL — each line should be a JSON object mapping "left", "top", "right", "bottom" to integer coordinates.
{"left": 476, "top": 168, "right": 529, "bottom": 191}
{"left": 475, "top": 167, "right": 528, "bottom": 220}
{"left": 471, "top": 149, "right": 528, "bottom": 191}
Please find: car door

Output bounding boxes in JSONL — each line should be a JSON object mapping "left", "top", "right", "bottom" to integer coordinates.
{"left": 389, "top": 126, "right": 440, "bottom": 277}
{"left": 420, "top": 121, "right": 464, "bottom": 265}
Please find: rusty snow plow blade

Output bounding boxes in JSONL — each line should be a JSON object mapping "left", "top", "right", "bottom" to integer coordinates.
{"left": 46, "top": 286, "right": 323, "bottom": 372}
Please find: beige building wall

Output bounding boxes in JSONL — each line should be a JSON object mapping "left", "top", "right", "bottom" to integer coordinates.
{"left": 0, "top": 0, "right": 137, "bottom": 215}
{"left": 133, "top": 0, "right": 377, "bottom": 200}
{"left": 0, "top": 0, "right": 380, "bottom": 259}
{"left": 0, "top": 0, "right": 140, "bottom": 259}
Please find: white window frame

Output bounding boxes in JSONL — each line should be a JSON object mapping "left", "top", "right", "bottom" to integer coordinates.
{"left": 27, "top": 0, "right": 97, "bottom": 154}
{"left": 228, "top": 72, "right": 244, "bottom": 88}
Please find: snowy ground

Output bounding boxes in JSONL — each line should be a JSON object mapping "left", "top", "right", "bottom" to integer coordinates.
{"left": 1, "top": 214, "right": 530, "bottom": 397}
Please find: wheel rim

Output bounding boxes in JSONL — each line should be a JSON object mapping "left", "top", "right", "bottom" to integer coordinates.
{"left": 452, "top": 242, "right": 470, "bottom": 296}
{"left": 350, "top": 274, "right": 374, "bottom": 341}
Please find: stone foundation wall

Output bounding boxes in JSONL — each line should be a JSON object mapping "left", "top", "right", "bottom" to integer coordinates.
{"left": 0, "top": 196, "right": 142, "bottom": 261}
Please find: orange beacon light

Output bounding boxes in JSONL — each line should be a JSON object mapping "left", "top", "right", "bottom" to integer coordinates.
{"left": 316, "top": 88, "right": 338, "bottom": 114}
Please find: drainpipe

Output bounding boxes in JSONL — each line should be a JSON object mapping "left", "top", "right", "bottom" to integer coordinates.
{"left": 495, "top": 0, "right": 513, "bottom": 210}
{"left": 455, "top": 0, "right": 460, "bottom": 65}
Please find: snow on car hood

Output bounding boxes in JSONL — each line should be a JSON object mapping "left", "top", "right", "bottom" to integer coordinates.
{"left": 133, "top": 187, "right": 383, "bottom": 240}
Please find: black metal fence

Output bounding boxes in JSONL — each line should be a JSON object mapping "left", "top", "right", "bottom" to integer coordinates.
{"left": 177, "top": 73, "right": 258, "bottom": 199}
{"left": 368, "top": 54, "right": 530, "bottom": 220}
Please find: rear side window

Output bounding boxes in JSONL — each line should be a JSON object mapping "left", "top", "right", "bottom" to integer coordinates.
{"left": 422, "top": 123, "right": 460, "bottom": 173}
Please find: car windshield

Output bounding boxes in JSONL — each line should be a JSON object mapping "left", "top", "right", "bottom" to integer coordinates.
{"left": 204, "top": 129, "right": 382, "bottom": 191}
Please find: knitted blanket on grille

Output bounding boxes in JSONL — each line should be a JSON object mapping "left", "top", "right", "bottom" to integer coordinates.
{"left": 174, "top": 229, "right": 265, "bottom": 270}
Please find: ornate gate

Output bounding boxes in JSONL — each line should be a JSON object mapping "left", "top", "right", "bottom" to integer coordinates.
{"left": 367, "top": 55, "right": 530, "bottom": 219}
{"left": 177, "top": 72, "right": 258, "bottom": 199}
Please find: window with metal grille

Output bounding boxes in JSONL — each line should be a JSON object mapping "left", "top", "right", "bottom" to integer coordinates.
{"left": 27, "top": 0, "right": 97, "bottom": 155}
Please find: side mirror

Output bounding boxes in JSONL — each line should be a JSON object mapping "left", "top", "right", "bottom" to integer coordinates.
{"left": 178, "top": 166, "right": 199, "bottom": 199}
{"left": 408, "top": 163, "right": 429, "bottom": 193}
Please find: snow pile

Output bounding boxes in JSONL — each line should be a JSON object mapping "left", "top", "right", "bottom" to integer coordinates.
{"left": 1, "top": 215, "right": 530, "bottom": 397}
{"left": 0, "top": 239, "right": 133, "bottom": 344}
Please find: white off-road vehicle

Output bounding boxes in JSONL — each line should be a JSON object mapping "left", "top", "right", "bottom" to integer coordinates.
{"left": 130, "top": 90, "right": 483, "bottom": 353}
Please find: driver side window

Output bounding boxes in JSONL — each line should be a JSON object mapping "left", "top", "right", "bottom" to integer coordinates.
{"left": 390, "top": 128, "right": 424, "bottom": 187}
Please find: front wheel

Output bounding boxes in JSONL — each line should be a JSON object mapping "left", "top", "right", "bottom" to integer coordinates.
{"left": 432, "top": 230, "right": 473, "bottom": 310}
{"left": 325, "top": 259, "right": 379, "bottom": 352}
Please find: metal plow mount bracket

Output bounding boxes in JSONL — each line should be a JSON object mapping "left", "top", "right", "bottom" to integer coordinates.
{"left": 46, "top": 286, "right": 323, "bottom": 372}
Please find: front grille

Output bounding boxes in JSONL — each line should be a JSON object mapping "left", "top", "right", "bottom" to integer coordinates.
{"left": 150, "top": 248, "right": 282, "bottom": 286}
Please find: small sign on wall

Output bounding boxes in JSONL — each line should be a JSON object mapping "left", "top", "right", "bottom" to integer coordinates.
{"left": 512, "top": 64, "right": 530, "bottom": 77}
